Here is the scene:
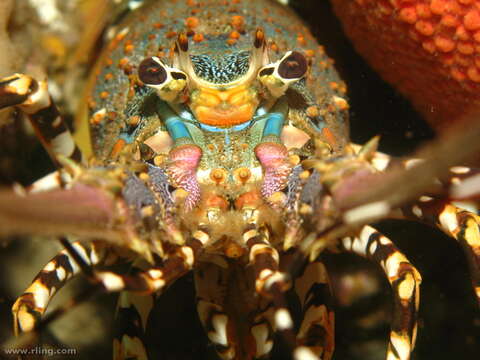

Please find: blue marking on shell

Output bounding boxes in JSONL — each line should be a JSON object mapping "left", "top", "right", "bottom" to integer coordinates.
{"left": 156, "top": 101, "right": 192, "bottom": 141}
{"left": 198, "top": 120, "right": 252, "bottom": 133}
{"left": 262, "top": 112, "right": 285, "bottom": 138}
{"left": 225, "top": 132, "right": 231, "bottom": 145}
{"left": 120, "top": 133, "right": 136, "bottom": 144}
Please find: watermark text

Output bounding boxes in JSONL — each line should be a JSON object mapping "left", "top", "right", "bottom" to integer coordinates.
{"left": 2, "top": 346, "right": 77, "bottom": 357}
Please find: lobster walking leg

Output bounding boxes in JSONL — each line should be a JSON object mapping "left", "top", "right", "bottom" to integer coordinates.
{"left": 12, "top": 241, "right": 110, "bottom": 335}
{"left": 112, "top": 229, "right": 210, "bottom": 360}
{"left": 0, "top": 74, "right": 83, "bottom": 165}
{"left": 403, "top": 199, "right": 480, "bottom": 306}
{"left": 249, "top": 304, "right": 276, "bottom": 359}
{"left": 341, "top": 225, "right": 421, "bottom": 360}
{"left": 195, "top": 254, "right": 277, "bottom": 360}
{"left": 347, "top": 146, "right": 480, "bottom": 307}
{"left": 294, "top": 259, "right": 335, "bottom": 360}
{"left": 94, "top": 241, "right": 202, "bottom": 294}
{"left": 113, "top": 291, "right": 153, "bottom": 360}
{"left": 243, "top": 227, "right": 298, "bottom": 352}
{"left": 195, "top": 262, "right": 235, "bottom": 360}
{"left": 15, "top": 238, "right": 203, "bottom": 339}
{"left": 111, "top": 231, "right": 207, "bottom": 359}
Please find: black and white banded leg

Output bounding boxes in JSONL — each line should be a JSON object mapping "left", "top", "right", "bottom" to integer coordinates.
{"left": 113, "top": 290, "right": 153, "bottom": 360}
{"left": 341, "top": 225, "right": 421, "bottom": 360}
{"left": 243, "top": 226, "right": 299, "bottom": 354}
{"left": 0, "top": 74, "right": 83, "bottom": 166}
{"left": 14, "top": 238, "right": 204, "bottom": 346}
{"left": 12, "top": 241, "right": 111, "bottom": 335}
{"left": 403, "top": 198, "right": 480, "bottom": 306}
{"left": 195, "top": 261, "right": 236, "bottom": 360}
{"left": 294, "top": 259, "right": 335, "bottom": 360}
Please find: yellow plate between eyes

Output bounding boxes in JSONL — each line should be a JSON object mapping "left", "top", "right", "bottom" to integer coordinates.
{"left": 191, "top": 84, "right": 259, "bottom": 127}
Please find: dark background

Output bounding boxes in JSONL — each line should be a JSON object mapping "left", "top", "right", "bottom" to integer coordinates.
{"left": 0, "top": 0, "right": 478, "bottom": 359}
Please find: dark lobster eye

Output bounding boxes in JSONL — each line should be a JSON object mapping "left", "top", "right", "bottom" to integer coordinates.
{"left": 259, "top": 66, "right": 275, "bottom": 77}
{"left": 277, "top": 51, "right": 307, "bottom": 80}
{"left": 171, "top": 71, "right": 187, "bottom": 80}
{"left": 138, "top": 57, "right": 167, "bottom": 85}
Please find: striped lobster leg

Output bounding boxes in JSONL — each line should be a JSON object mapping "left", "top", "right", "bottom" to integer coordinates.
{"left": 14, "top": 238, "right": 204, "bottom": 342}
{"left": 387, "top": 162, "right": 480, "bottom": 306}
{"left": 195, "top": 262, "right": 236, "bottom": 360}
{"left": 12, "top": 241, "right": 111, "bottom": 335}
{"left": 341, "top": 226, "right": 421, "bottom": 360}
{"left": 108, "top": 236, "right": 206, "bottom": 359}
{"left": 111, "top": 229, "right": 210, "bottom": 360}
{"left": 403, "top": 198, "right": 480, "bottom": 306}
{"left": 293, "top": 259, "right": 335, "bottom": 360}
{"left": 0, "top": 74, "right": 83, "bottom": 166}
{"left": 193, "top": 227, "right": 251, "bottom": 360}
{"left": 348, "top": 146, "right": 480, "bottom": 306}
{"left": 113, "top": 257, "right": 159, "bottom": 360}
{"left": 92, "top": 240, "right": 203, "bottom": 294}
{"left": 243, "top": 226, "right": 299, "bottom": 355}
{"left": 113, "top": 291, "right": 153, "bottom": 360}
{"left": 195, "top": 259, "right": 276, "bottom": 360}
{"left": 249, "top": 302, "right": 276, "bottom": 360}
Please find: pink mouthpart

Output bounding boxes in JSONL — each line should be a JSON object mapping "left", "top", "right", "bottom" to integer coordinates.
{"left": 167, "top": 144, "right": 202, "bottom": 211}
{"left": 255, "top": 142, "right": 292, "bottom": 199}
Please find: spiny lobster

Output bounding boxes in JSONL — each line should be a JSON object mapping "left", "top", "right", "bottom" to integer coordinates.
{"left": 0, "top": 1, "right": 479, "bottom": 359}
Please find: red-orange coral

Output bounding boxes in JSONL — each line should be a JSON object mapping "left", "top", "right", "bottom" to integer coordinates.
{"left": 331, "top": 0, "right": 480, "bottom": 130}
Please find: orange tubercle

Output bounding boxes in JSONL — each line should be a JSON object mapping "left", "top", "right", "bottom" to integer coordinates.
{"left": 234, "top": 167, "right": 252, "bottom": 184}
{"left": 224, "top": 242, "right": 245, "bottom": 258}
{"left": 235, "top": 190, "right": 262, "bottom": 210}
{"left": 205, "top": 193, "right": 229, "bottom": 210}
{"left": 110, "top": 138, "right": 126, "bottom": 157}
{"left": 322, "top": 127, "right": 337, "bottom": 148}
{"left": 185, "top": 16, "right": 199, "bottom": 29}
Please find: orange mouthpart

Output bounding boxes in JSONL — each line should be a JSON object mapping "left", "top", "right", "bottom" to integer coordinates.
{"left": 191, "top": 85, "right": 259, "bottom": 127}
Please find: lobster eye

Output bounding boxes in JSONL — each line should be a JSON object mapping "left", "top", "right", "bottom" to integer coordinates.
{"left": 259, "top": 67, "right": 274, "bottom": 77}
{"left": 138, "top": 57, "right": 167, "bottom": 85}
{"left": 277, "top": 51, "right": 307, "bottom": 80}
{"left": 171, "top": 71, "right": 187, "bottom": 80}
